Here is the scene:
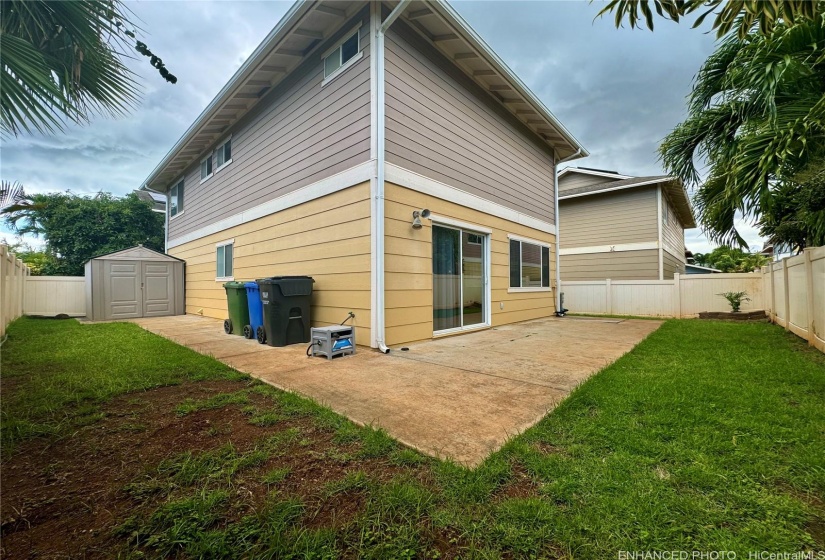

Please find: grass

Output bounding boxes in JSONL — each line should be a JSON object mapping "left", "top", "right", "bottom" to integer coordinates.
{"left": 2, "top": 316, "right": 824, "bottom": 558}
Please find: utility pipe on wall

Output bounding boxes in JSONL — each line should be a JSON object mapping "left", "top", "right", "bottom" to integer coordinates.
{"left": 373, "top": 0, "right": 412, "bottom": 354}
{"left": 554, "top": 148, "right": 582, "bottom": 313}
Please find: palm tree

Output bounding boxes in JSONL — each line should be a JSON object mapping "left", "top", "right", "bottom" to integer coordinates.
{"left": 658, "top": 17, "right": 825, "bottom": 246}
{"left": 597, "top": 0, "right": 821, "bottom": 39}
{"left": 0, "top": 0, "right": 176, "bottom": 136}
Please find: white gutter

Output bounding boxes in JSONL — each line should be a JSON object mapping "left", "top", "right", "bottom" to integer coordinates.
{"left": 140, "top": 184, "right": 170, "bottom": 253}
{"left": 139, "top": 0, "right": 312, "bottom": 191}
{"left": 373, "top": 0, "right": 412, "bottom": 354}
{"left": 554, "top": 148, "right": 582, "bottom": 313}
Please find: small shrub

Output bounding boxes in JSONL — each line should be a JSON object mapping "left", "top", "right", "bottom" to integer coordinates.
{"left": 718, "top": 291, "right": 750, "bottom": 312}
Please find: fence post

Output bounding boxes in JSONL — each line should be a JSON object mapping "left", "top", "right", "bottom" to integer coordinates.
{"left": 0, "top": 245, "right": 6, "bottom": 338}
{"left": 769, "top": 263, "right": 777, "bottom": 324}
{"left": 782, "top": 257, "right": 791, "bottom": 331}
{"left": 605, "top": 278, "right": 612, "bottom": 315}
{"left": 673, "top": 273, "right": 682, "bottom": 318}
{"left": 804, "top": 249, "right": 815, "bottom": 345}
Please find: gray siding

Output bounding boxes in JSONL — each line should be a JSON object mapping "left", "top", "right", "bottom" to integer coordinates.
{"left": 558, "top": 172, "right": 621, "bottom": 193}
{"left": 662, "top": 250, "right": 685, "bottom": 278}
{"left": 384, "top": 22, "right": 556, "bottom": 224}
{"left": 561, "top": 249, "right": 660, "bottom": 281}
{"left": 559, "top": 187, "right": 658, "bottom": 248}
{"left": 661, "top": 191, "right": 685, "bottom": 255}
{"left": 168, "top": 11, "right": 371, "bottom": 241}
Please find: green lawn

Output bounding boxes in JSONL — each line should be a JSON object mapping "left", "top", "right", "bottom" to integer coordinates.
{"left": 1, "top": 317, "right": 823, "bottom": 558}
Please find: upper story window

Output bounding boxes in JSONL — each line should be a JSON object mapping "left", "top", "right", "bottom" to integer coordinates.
{"left": 509, "top": 236, "right": 550, "bottom": 290}
{"left": 216, "top": 137, "right": 232, "bottom": 170}
{"left": 169, "top": 180, "right": 183, "bottom": 218}
{"left": 662, "top": 196, "right": 670, "bottom": 227}
{"left": 323, "top": 27, "right": 361, "bottom": 83}
{"left": 200, "top": 154, "right": 213, "bottom": 182}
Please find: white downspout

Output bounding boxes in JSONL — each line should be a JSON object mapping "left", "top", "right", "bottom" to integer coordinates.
{"left": 374, "top": 0, "right": 412, "bottom": 354}
{"left": 554, "top": 149, "right": 582, "bottom": 313}
{"left": 141, "top": 183, "right": 169, "bottom": 253}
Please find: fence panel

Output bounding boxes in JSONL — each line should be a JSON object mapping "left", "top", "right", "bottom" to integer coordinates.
{"left": 679, "top": 273, "right": 764, "bottom": 316}
{"left": 0, "top": 245, "right": 31, "bottom": 338}
{"left": 811, "top": 247, "right": 825, "bottom": 351}
{"left": 559, "top": 282, "right": 608, "bottom": 314}
{"left": 611, "top": 281, "right": 675, "bottom": 317}
{"left": 786, "top": 254, "right": 809, "bottom": 338}
{"left": 23, "top": 276, "right": 86, "bottom": 317}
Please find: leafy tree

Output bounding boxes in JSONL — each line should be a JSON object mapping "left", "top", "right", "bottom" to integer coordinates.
{"left": 0, "top": 239, "right": 51, "bottom": 275}
{"left": 692, "top": 246, "right": 770, "bottom": 272}
{"left": 598, "top": 0, "right": 821, "bottom": 38}
{"left": 3, "top": 191, "right": 164, "bottom": 275}
{"left": 0, "top": 0, "right": 176, "bottom": 136}
{"left": 659, "top": 17, "right": 825, "bottom": 247}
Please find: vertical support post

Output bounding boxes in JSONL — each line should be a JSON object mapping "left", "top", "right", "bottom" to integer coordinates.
{"left": 769, "top": 262, "right": 777, "bottom": 324}
{"left": 673, "top": 273, "right": 681, "bottom": 318}
{"left": 605, "top": 278, "right": 612, "bottom": 315}
{"left": 782, "top": 257, "right": 791, "bottom": 331}
{"left": 656, "top": 187, "right": 664, "bottom": 281}
{"left": 804, "top": 248, "right": 815, "bottom": 345}
{"left": 0, "top": 245, "right": 6, "bottom": 338}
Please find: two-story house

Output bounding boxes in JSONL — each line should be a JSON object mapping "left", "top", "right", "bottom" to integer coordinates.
{"left": 140, "top": 0, "right": 587, "bottom": 350}
{"left": 557, "top": 167, "right": 695, "bottom": 280}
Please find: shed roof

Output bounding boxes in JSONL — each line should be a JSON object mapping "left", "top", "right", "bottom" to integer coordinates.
{"left": 87, "top": 246, "right": 183, "bottom": 263}
{"left": 140, "top": 0, "right": 587, "bottom": 192}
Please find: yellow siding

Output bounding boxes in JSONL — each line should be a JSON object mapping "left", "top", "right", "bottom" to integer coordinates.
{"left": 384, "top": 182, "right": 556, "bottom": 346}
{"left": 169, "top": 182, "right": 372, "bottom": 344}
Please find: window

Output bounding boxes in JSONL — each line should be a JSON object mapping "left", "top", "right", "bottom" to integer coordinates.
{"left": 509, "top": 238, "right": 551, "bottom": 289}
{"left": 323, "top": 28, "right": 361, "bottom": 80}
{"left": 216, "top": 138, "right": 232, "bottom": 169}
{"left": 216, "top": 241, "right": 233, "bottom": 279}
{"left": 662, "top": 197, "right": 669, "bottom": 227}
{"left": 467, "top": 233, "right": 483, "bottom": 245}
{"left": 169, "top": 180, "right": 183, "bottom": 217}
{"left": 200, "top": 154, "right": 213, "bottom": 182}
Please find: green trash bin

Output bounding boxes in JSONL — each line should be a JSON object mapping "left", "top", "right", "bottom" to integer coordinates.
{"left": 223, "top": 281, "right": 250, "bottom": 335}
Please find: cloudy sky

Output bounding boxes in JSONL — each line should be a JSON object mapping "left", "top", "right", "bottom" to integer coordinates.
{"left": 1, "top": 0, "right": 764, "bottom": 252}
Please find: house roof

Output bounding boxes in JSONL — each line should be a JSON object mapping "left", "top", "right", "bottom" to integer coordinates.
{"left": 140, "top": 0, "right": 587, "bottom": 192}
{"left": 558, "top": 167, "right": 632, "bottom": 181}
{"left": 559, "top": 174, "right": 697, "bottom": 228}
{"left": 86, "top": 245, "right": 184, "bottom": 263}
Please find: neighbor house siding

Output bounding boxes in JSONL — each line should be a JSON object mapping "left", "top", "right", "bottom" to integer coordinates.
{"left": 168, "top": 182, "right": 372, "bottom": 344}
{"left": 558, "top": 173, "right": 621, "bottom": 193}
{"left": 168, "top": 10, "right": 372, "bottom": 242}
{"left": 560, "top": 249, "right": 660, "bottom": 281}
{"left": 558, "top": 187, "right": 658, "bottom": 248}
{"left": 384, "top": 22, "right": 556, "bottom": 225}
{"left": 384, "top": 183, "right": 556, "bottom": 346}
{"left": 662, "top": 250, "right": 685, "bottom": 278}
{"left": 661, "top": 192, "right": 685, "bottom": 258}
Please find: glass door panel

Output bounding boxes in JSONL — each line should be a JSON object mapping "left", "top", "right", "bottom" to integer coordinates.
{"left": 462, "top": 231, "right": 484, "bottom": 327}
{"left": 432, "top": 225, "right": 461, "bottom": 331}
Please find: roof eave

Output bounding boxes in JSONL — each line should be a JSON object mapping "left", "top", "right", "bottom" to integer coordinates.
{"left": 428, "top": 0, "right": 588, "bottom": 160}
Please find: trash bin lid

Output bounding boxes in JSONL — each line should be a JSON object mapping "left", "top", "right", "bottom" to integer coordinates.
{"left": 256, "top": 276, "right": 314, "bottom": 296}
{"left": 223, "top": 281, "right": 247, "bottom": 289}
{"left": 244, "top": 281, "right": 258, "bottom": 289}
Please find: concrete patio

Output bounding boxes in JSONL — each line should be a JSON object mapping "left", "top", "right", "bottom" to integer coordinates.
{"left": 131, "top": 315, "right": 661, "bottom": 465}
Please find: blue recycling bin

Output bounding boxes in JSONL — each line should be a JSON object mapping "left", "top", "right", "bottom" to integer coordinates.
{"left": 244, "top": 281, "right": 266, "bottom": 344}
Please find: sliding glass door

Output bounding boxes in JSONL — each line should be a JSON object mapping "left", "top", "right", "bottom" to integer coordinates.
{"left": 432, "top": 224, "right": 488, "bottom": 333}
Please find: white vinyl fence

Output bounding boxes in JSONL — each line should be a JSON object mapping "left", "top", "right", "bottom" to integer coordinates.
{"left": 762, "top": 246, "right": 824, "bottom": 352}
{"left": 562, "top": 273, "right": 764, "bottom": 318}
{"left": 23, "top": 276, "right": 86, "bottom": 317}
{"left": 1, "top": 245, "right": 31, "bottom": 338}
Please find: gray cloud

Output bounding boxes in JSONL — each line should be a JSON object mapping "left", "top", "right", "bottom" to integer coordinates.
{"left": 1, "top": 0, "right": 760, "bottom": 252}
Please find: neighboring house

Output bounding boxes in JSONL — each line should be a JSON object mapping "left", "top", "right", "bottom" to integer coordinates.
{"left": 685, "top": 263, "right": 721, "bottom": 274}
{"left": 557, "top": 167, "right": 695, "bottom": 280}
{"left": 139, "top": 1, "right": 587, "bottom": 349}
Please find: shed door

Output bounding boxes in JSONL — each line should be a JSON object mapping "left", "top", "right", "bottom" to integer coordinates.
{"left": 104, "top": 260, "right": 142, "bottom": 319}
{"left": 142, "top": 261, "right": 175, "bottom": 317}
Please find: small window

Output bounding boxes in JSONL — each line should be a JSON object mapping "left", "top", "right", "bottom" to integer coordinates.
{"left": 662, "top": 196, "right": 669, "bottom": 227}
{"left": 216, "top": 138, "right": 232, "bottom": 169}
{"left": 201, "top": 154, "right": 213, "bottom": 181}
{"left": 509, "top": 238, "right": 551, "bottom": 289}
{"left": 467, "top": 233, "right": 483, "bottom": 245}
{"left": 323, "top": 29, "right": 360, "bottom": 79}
{"left": 169, "top": 180, "right": 183, "bottom": 217}
{"left": 216, "top": 242, "right": 233, "bottom": 279}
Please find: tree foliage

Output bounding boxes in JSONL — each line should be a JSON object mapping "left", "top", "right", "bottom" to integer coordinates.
{"left": 3, "top": 191, "right": 164, "bottom": 275}
{"left": 0, "top": 0, "right": 176, "bottom": 136}
{"left": 658, "top": 15, "right": 825, "bottom": 247}
{"left": 597, "top": 0, "right": 821, "bottom": 38}
{"left": 692, "top": 246, "right": 770, "bottom": 272}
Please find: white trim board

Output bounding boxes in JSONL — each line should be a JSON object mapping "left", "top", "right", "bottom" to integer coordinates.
{"left": 559, "top": 177, "right": 674, "bottom": 200}
{"left": 558, "top": 167, "right": 631, "bottom": 180}
{"left": 386, "top": 163, "right": 557, "bottom": 235}
{"left": 430, "top": 214, "right": 492, "bottom": 234}
{"left": 166, "top": 160, "right": 375, "bottom": 249}
{"left": 559, "top": 241, "right": 659, "bottom": 256}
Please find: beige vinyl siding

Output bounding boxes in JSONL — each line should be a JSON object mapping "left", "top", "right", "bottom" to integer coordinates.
{"left": 384, "top": 22, "right": 556, "bottom": 225}
{"left": 560, "top": 249, "right": 660, "bottom": 281}
{"left": 559, "top": 187, "right": 658, "bottom": 248}
{"left": 384, "top": 183, "right": 556, "bottom": 346}
{"left": 558, "top": 172, "right": 621, "bottom": 193}
{"left": 662, "top": 250, "right": 685, "bottom": 278}
{"left": 168, "top": 11, "right": 371, "bottom": 242}
{"left": 661, "top": 192, "right": 686, "bottom": 257}
{"left": 169, "top": 183, "right": 372, "bottom": 344}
